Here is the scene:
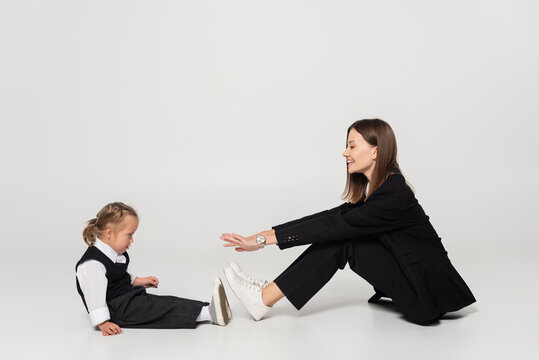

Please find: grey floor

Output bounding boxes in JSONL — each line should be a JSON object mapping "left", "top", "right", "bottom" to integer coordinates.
{"left": 2, "top": 232, "right": 537, "bottom": 360}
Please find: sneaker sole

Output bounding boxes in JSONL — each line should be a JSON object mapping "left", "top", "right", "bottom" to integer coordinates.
{"left": 214, "top": 278, "right": 231, "bottom": 326}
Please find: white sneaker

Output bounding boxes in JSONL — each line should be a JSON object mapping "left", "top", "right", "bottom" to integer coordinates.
{"left": 224, "top": 266, "right": 271, "bottom": 321}
{"left": 209, "top": 277, "right": 232, "bottom": 326}
{"left": 229, "top": 262, "right": 269, "bottom": 289}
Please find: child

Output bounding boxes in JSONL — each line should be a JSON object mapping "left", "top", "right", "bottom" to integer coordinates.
{"left": 76, "top": 202, "right": 231, "bottom": 336}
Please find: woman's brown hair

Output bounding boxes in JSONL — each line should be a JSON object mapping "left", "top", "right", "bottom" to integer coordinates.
{"left": 341, "top": 119, "right": 413, "bottom": 203}
{"left": 82, "top": 202, "right": 138, "bottom": 246}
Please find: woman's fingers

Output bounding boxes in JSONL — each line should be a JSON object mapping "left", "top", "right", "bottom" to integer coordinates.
{"left": 221, "top": 237, "right": 240, "bottom": 245}
{"left": 221, "top": 233, "right": 249, "bottom": 252}
{"left": 222, "top": 233, "right": 245, "bottom": 241}
{"left": 221, "top": 234, "right": 237, "bottom": 242}
{"left": 222, "top": 238, "right": 242, "bottom": 247}
{"left": 232, "top": 233, "right": 246, "bottom": 241}
{"left": 221, "top": 235, "right": 244, "bottom": 245}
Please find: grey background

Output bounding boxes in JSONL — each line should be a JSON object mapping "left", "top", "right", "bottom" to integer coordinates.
{"left": 1, "top": 1, "right": 538, "bottom": 359}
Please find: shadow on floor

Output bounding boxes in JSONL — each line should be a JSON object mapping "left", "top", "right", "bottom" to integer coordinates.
{"left": 274, "top": 296, "right": 477, "bottom": 326}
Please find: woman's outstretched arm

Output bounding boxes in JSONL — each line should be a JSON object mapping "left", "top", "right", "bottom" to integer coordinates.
{"left": 221, "top": 175, "right": 416, "bottom": 251}
{"left": 274, "top": 176, "right": 416, "bottom": 249}
{"left": 220, "top": 203, "right": 354, "bottom": 251}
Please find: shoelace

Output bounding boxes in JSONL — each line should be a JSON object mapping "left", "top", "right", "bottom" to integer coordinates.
{"left": 239, "top": 278, "right": 262, "bottom": 293}
{"left": 236, "top": 270, "right": 269, "bottom": 288}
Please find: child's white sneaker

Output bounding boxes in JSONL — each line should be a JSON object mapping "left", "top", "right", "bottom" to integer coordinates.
{"left": 229, "top": 262, "right": 269, "bottom": 289}
{"left": 224, "top": 266, "right": 271, "bottom": 321}
{"left": 208, "top": 277, "right": 232, "bottom": 326}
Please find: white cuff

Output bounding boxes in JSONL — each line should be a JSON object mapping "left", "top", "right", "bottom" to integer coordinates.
{"left": 129, "top": 272, "right": 136, "bottom": 284}
{"left": 89, "top": 306, "right": 110, "bottom": 326}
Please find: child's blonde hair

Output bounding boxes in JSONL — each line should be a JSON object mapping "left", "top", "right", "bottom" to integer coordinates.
{"left": 82, "top": 202, "right": 138, "bottom": 246}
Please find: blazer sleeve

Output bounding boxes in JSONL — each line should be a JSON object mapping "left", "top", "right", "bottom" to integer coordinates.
{"left": 271, "top": 202, "right": 353, "bottom": 232}
{"left": 274, "top": 176, "right": 413, "bottom": 249}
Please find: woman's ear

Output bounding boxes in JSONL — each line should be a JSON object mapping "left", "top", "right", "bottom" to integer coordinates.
{"left": 371, "top": 146, "right": 377, "bottom": 160}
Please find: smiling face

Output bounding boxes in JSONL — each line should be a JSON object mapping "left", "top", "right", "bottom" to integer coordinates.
{"left": 342, "top": 128, "right": 377, "bottom": 181}
{"left": 101, "top": 215, "right": 139, "bottom": 254}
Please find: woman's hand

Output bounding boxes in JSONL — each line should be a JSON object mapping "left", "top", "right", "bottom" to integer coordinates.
{"left": 98, "top": 320, "right": 122, "bottom": 336}
{"left": 220, "top": 233, "right": 260, "bottom": 252}
{"left": 133, "top": 276, "right": 159, "bottom": 288}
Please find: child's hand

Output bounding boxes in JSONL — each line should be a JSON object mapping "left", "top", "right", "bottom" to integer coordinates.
{"left": 98, "top": 321, "right": 122, "bottom": 336}
{"left": 134, "top": 276, "right": 159, "bottom": 288}
{"left": 143, "top": 276, "right": 159, "bottom": 288}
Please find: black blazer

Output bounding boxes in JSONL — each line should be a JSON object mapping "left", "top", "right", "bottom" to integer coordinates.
{"left": 272, "top": 173, "right": 476, "bottom": 323}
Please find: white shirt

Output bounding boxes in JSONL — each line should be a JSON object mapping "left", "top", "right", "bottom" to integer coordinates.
{"left": 76, "top": 238, "right": 136, "bottom": 326}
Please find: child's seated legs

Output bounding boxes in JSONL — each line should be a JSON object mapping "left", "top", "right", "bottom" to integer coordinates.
{"left": 108, "top": 278, "right": 231, "bottom": 329}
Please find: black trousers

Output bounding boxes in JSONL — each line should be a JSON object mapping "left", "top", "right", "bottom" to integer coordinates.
{"left": 274, "top": 237, "right": 401, "bottom": 311}
{"left": 107, "top": 287, "right": 208, "bottom": 329}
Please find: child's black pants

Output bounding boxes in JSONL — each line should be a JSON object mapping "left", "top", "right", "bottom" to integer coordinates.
{"left": 107, "top": 287, "right": 208, "bottom": 329}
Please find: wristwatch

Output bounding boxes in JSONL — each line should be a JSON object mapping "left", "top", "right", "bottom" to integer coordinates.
{"left": 256, "top": 235, "right": 266, "bottom": 249}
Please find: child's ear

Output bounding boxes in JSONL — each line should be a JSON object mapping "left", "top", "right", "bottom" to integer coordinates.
{"left": 104, "top": 228, "right": 112, "bottom": 240}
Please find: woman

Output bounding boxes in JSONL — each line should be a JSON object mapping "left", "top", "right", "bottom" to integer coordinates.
{"left": 220, "top": 119, "right": 476, "bottom": 325}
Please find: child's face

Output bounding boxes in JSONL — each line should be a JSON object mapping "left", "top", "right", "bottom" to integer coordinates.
{"left": 103, "top": 215, "right": 139, "bottom": 254}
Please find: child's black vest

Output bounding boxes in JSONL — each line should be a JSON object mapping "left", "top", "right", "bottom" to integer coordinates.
{"left": 75, "top": 246, "right": 134, "bottom": 312}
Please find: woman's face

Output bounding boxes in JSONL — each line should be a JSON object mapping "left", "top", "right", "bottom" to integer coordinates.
{"left": 342, "top": 128, "right": 377, "bottom": 179}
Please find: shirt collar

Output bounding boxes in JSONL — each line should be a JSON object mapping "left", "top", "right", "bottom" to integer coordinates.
{"left": 94, "top": 238, "right": 126, "bottom": 264}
